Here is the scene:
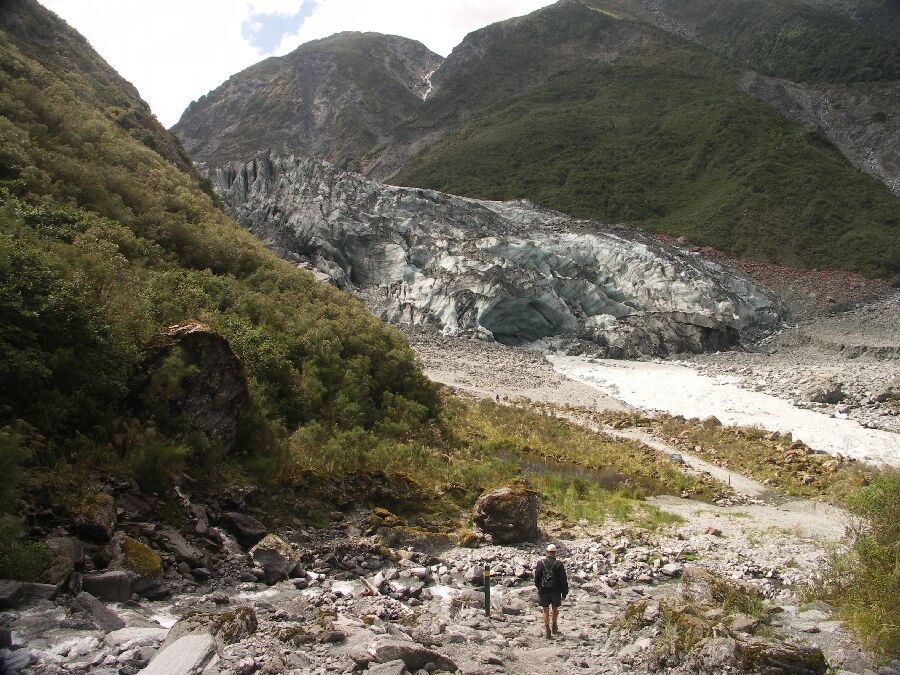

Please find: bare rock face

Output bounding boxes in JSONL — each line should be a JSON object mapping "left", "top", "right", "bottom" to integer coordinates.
{"left": 144, "top": 321, "right": 249, "bottom": 452}
{"left": 473, "top": 485, "right": 540, "bottom": 543}
{"left": 211, "top": 155, "right": 784, "bottom": 358}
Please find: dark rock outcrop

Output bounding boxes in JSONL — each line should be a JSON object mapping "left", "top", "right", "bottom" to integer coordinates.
{"left": 473, "top": 485, "right": 540, "bottom": 543}
{"left": 143, "top": 321, "right": 250, "bottom": 452}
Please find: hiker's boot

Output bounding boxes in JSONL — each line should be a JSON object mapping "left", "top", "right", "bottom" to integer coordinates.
{"left": 552, "top": 622, "right": 559, "bottom": 635}
{"left": 545, "top": 625, "right": 552, "bottom": 639}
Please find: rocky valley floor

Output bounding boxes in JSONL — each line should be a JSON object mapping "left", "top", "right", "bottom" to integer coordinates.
{"left": 2, "top": 292, "right": 898, "bottom": 675}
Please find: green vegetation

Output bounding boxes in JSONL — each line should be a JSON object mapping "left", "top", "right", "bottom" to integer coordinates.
{"left": 647, "top": 0, "right": 900, "bottom": 83}
{"left": 0, "top": 1, "right": 707, "bottom": 569}
{"left": 398, "top": 60, "right": 900, "bottom": 276}
{"left": 807, "top": 472, "right": 900, "bottom": 657}
{"left": 286, "top": 394, "right": 709, "bottom": 527}
{"left": 647, "top": 413, "right": 875, "bottom": 501}
{"left": 0, "top": 517, "right": 54, "bottom": 582}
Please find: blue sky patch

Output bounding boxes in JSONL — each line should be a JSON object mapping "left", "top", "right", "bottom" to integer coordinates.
{"left": 242, "top": 1, "right": 321, "bottom": 54}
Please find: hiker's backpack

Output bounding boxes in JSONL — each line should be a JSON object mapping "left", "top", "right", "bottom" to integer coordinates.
{"left": 540, "top": 559, "right": 557, "bottom": 591}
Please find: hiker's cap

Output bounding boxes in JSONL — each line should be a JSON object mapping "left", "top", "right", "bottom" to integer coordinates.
{"left": 546, "top": 544, "right": 557, "bottom": 553}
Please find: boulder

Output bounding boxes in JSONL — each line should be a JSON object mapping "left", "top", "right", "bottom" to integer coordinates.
{"left": 802, "top": 379, "right": 846, "bottom": 404}
{"left": 72, "top": 591, "right": 126, "bottom": 630}
{"left": 44, "top": 552, "right": 74, "bottom": 587}
{"left": 143, "top": 321, "right": 250, "bottom": 452}
{"left": 138, "top": 633, "right": 217, "bottom": 675}
{"left": 81, "top": 570, "right": 131, "bottom": 602}
{"left": 0, "top": 580, "right": 56, "bottom": 609}
{"left": 364, "top": 659, "right": 406, "bottom": 675}
{"left": 73, "top": 493, "right": 116, "bottom": 543}
{"left": 118, "top": 493, "right": 154, "bottom": 521}
{"left": 46, "top": 536, "right": 84, "bottom": 567}
{"left": 737, "top": 639, "right": 828, "bottom": 675}
{"left": 222, "top": 512, "right": 267, "bottom": 548}
{"left": 369, "top": 636, "right": 457, "bottom": 672}
{"left": 873, "top": 378, "right": 900, "bottom": 403}
{"left": 160, "top": 607, "right": 257, "bottom": 651}
{"left": 472, "top": 484, "right": 540, "bottom": 543}
{"left": 249, "top": 534, "right": 299, "bottom": 585}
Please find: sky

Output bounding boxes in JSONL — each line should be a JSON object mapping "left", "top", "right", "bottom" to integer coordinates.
{"left": 39, "top": 0, "right": 555, "bottom": 128}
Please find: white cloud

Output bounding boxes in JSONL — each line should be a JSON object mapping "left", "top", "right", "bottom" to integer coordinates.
{"left": 37, "top": 0, "right": 555, "bottom": 127}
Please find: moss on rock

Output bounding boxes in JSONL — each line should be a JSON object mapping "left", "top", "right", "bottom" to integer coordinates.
{"left": 121, "top": 536, "right": 162, "bottom": 578}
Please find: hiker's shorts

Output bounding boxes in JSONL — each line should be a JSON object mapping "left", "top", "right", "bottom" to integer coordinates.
{"left": 538, "top": 591, "right": 562, "bottom": 608}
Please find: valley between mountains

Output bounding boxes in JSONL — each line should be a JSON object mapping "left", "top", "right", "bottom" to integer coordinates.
{"left": 1, "top": 0, "right": 898, "bottom": 674}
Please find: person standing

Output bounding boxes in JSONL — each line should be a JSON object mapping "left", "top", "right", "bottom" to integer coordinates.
{"left": 534, "top": 543, "right": 568, "bottom": 638}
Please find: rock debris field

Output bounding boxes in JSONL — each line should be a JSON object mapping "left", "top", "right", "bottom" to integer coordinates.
{"left": 1, "top": 500, "right": 888, "bottom": 675}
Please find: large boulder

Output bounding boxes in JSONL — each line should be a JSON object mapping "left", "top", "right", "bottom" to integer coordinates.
{"left": 222, "top": 512, "right": 267, "bottom": 548}
{"left": 802, "top": 379, "right": 846, "bottom": 404}
{"left": 143, "top": 321, "right": 250, "bottom": 452}
{"left": 0, "top": 580, "right": 56, "bottom": 609}
{"left": 81, "top": 570, "right": 131, "bottom": 602}
{"left": 472, "top": 484, "right": 540, "bottom": 543}
{"left": 737, "top": 639, "right": 828, "bottom": 675}
{"left": 73, "top": 493, "right": 116, "bottom": 543}
{"left": 367, "top": 636, "right": 457, "bottom": 672}
{"left": 249, "top": 534, "right": 299, "bottom": 585}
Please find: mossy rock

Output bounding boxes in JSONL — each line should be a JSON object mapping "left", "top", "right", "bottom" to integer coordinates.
{"left": 121, "top": 537, "right": 162, "bottom": 578}
{"left": 73, "top": 493, "right": 116, "bottom": 543}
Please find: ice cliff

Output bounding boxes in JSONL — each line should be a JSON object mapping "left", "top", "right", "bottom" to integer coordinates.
{"left": 211, "top": 153, "right": 783, "bottom": 357}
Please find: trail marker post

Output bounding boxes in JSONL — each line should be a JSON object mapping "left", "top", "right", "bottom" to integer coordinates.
{"left": 483, "top": 565, "right": 491, "bottom": 617}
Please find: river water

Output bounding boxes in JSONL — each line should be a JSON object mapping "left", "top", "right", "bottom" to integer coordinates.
{"left": 548, "top": 355, "right": 900, "bottom": 467}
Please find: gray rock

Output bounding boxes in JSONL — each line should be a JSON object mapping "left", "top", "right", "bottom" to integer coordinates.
{"left": 212, "top": 155, "right": 783, "bottom": 357}
{"left": 472, "top": 485, "right": 540, "bottom": 543}
{"left": 0, "top": 648, "right": 36, "bottom": 672}
{"left": 139, "top": 633, "right": 217, "bottom": 675}
{"left": 370, "top": 636, "right": 457, "bottom": 672}
{"left": 249, "top": 534, "right": 298, "bottom": 585}
{"left": 222, "top": 512, "right": 267, "bottom": 548}
{"left": 156, "top": 527, "right": 204, "bottom": 567}
{"left": 803, "top": 379, "right": 846, "bottom": 404}
{"left": 72, "top": 591, "right": 126, "bottom": 630}
{"left": 0, "top": 580, "right": 56, "bottom": 608}
{"left": 46, "top": 536, "right": 84, "bottom": 566}
{"left": 82, "top": 571, "right": 131, "bottom": 602}
{"left": 365, "top": 659, "right": 406, "bottom": 675}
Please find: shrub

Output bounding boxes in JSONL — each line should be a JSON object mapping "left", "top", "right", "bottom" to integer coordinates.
{"left": 810, "top": 472, "right": 900, "bottom": 656}
{"left": 0, "top": 517, "right": 54, "bottom": 582}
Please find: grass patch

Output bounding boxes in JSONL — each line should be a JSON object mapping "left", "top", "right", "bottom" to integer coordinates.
{"left": 634, "top": 413, "right": 875, "bottom": 502}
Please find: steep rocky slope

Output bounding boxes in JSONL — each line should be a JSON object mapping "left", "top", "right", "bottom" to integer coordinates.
{"left": 174, "top": 0, "right": 900, "bottom": 277}
{"left": 172, "top": 32, "right": 442, "bottom": 176}
{"left": 212, "top": 153, "right": 783, "bottom": 358}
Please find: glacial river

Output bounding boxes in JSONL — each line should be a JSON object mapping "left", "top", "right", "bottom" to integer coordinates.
{"left": 548, "top": 355, "right": 900, "bottom": 468}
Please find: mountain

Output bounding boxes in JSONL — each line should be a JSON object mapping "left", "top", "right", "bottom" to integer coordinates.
{"left": 0, "top": 0, "right": 438, "bottom": 497}
{"left": 173, "top": 0, "right": 900, "bottom": 278}
{"left": 172, "top": 32, "right": 442, "bottom": 177}
{"left": 212, "top": 153, "right": 783, "bottom": 357}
